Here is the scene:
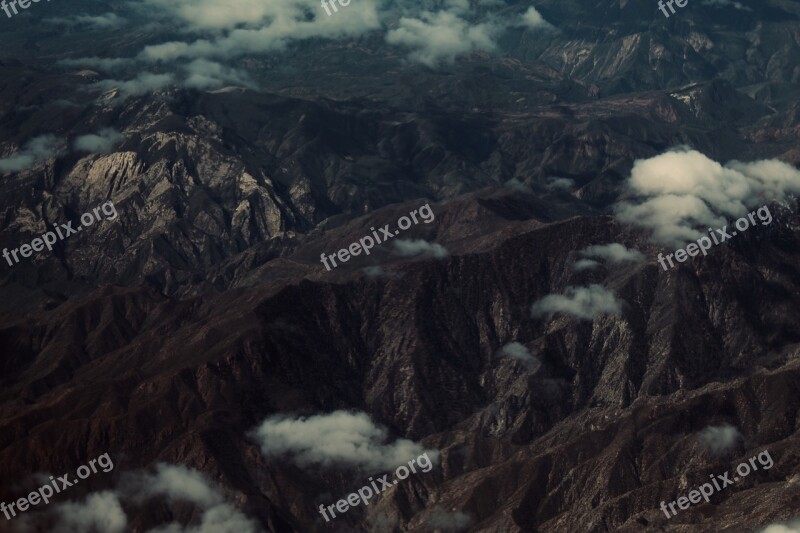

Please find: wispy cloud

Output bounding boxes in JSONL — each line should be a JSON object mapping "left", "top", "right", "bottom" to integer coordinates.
{"left": 0, "top": 135, "right": 61, "bottom": 173}
{"left": 92, "top": 72, "right": 175, "bottom": 96}
{"left": 574, "top": 243, "right": 644, "bottom": 270}
{"left": 698, "top": 423, "right": 741, "bottom": 456}
{"left": 498, "top": 341, "right": 540, "bottom": 370}
{"left": 73, "top": 128, "right": 123, "bottom": 153}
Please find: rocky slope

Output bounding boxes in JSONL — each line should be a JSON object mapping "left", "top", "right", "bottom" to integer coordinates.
{"left": 1, "top": 0, "right": 800, "bottom": 532}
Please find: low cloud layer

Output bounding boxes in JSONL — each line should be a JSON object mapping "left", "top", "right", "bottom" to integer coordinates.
{"left": 0, "top": 135, "right": 61, "bottom": 173}
{"left": 393, "top": 239, "right": 448, "bottom": 259}
{"left": 139, "top": 0, "right": 382, "bottom": 62}
{"left": 698, "top": 423, "right": 742, "bottom": 456}
{"left": 498, "top": 341, "right": 540, "bottom": 370}
{"left": 252, "top": 410, "right": 439, "bottom": 470}
{"left": 615, "top": 149, "right": 800, "bottom": 246}
{"left": 62, "top": 0, "right": 555, "bottom": 98}
{"left": 531, "top": 284, "right": 622, "bottom": 320}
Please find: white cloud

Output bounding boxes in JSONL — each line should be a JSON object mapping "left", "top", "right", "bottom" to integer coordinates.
{"left": 51, "top": 464, "right": 256, "bottom": 533}
{"left": 252, "top": 410, "right": 439, "bottom": 470}
{"left": 531, "top": 284, "right": 622, "bottom": 320}
{"left": 575, "top": 244, "right": 644, "bottom": 270}
{"left": 760, "top": 523, "right": 800, "bottom": 533}
{"left": 498, "top": 342, "right": 540, "bottom": 370}
{"left": 56, "top": 491, "right": 127, "bottom": 533}
{"left": 73, "top": 128, "right": 123, "bottom": 153}
{"left": 386, "top": 10, "right": 500, "bottom": 67}
{"left": 139, "top": 0, "right": 382, "bottom": 62}
{"left": 520, "top": 7, "right": 552, "bottom": 29}
{"left": 426, "top": 506, "right": 472, "bottom": 531}
{"left": 182, "top": 59, "right": 254, "bottom": 90}
{"left": 0, "top": 135, "right": 61, "bottom": 173}
{"left": 393, "top": 239, "right": 448, "bottom": 259}
{"left": 573, "top": 259, "right": 600, "bottom": 271}
{"left": 92, "top": 72, "right": 175, "bottom": 96}
{"left": 149, "top": 503, "right": 258, "bottom": 533}
{"left": 548, "top": 177, "right": 574, "bottom": 191}
{"left": 139, "top": 464, "right": 224, "bottom": 507}
{"left": 615, "top": 149, "right": 800, "bottom": 246}
{"left": 698, "top": 424, "right": 742, "bottom": 456}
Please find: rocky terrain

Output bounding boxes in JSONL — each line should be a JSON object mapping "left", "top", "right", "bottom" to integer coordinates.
{"left": 1, "top": 0, "right": 800, "bottom": 532}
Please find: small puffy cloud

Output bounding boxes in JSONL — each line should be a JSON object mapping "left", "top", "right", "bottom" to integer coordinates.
{"left": 548, "top": 177, "right": 574, "bottom": 191}
{"left": 93, "top": 72, "right": 175, "bottom": 96}
{"left": 615, "top": 149, "right": 800, "bottom": 246}
{"left": 575, "top": 244, "right": 644, "bottom": 271}
{"left": 56, "top": 491, "right": 127, "bottom": 533}
{"left": 0, "top": 135, "right": 61, "bottom": 173}
{"left": 252, "top": 410, "right": 439, "bottom": 470}
{"left": 698, "top": 424, "right": 742, "bottom": 456}
{"left": 73, "top": 128, "right": 123, "bottom": 153}
{"left": 520, "top": 7, "right": 553, "bottom": 29}
{"left": 701, "top": 0, "right": 752, "bottom": 11}
{"left": 498, "top": 342, "right": 540, "bottom": 370}
{"left": 386, "top": 10, "right": 501, "bottom": 67}
{"left": 531, "top": 284, "right": 622, "bottom": 320}
{"left": 426, "top": 506, "right": 472, "bottom": 531}
{"left": 393, "top": 239, "right": 448, "bottom": 259}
